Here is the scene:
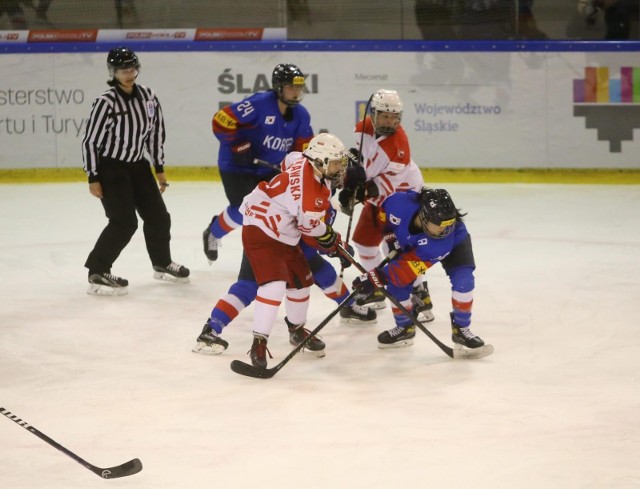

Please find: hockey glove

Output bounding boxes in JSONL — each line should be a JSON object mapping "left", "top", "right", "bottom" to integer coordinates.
{"left": 316, "top": 224, "right": 342, "bottom": 253}
{"left": 231, "top": 141, "right": 253, "bottom": 166}
{"left": 338, "top": 188, "right": 355, "bottom": 216}
{"left": 329, "top": 243, "right": 354, "bottom": 269}
{"left": 343, "top": 165, "right": 366, "bottom": 191}
{"left": 352, "top": 269, "right": 386, "bottom": 296}
{"left": 346, "top": 147, "right": 362, "bottom": 167}
{"left": 383, "top": 232, "right": 401, "bottom": 254}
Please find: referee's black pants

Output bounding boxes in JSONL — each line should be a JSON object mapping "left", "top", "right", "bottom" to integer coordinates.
{"left": 85, "top": 157, "right": 172, "bottom": 274}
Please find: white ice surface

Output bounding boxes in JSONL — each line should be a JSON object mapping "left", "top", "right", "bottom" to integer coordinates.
{"left": 1, "top": 182, "right": 639, "bottom": 489}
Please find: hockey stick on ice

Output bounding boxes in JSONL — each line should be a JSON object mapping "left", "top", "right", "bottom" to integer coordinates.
{"left": 0, "top": 407, "right": 143, "bottom": 479}
{"left": 230, "top": 289, "right": 360, "bottom": 379}
{"left": 230, "top": 250, "right": 400, "bottom": 379}
{"left": 337, "top": 245, "right": 494, "bottom": 360}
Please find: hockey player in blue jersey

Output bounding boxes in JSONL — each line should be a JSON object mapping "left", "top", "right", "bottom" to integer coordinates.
{"left": 202, "top": 63, "right": 315, "bottom": 263}
{"left": 352, "top": 187, "right": 487, "bottom": 350}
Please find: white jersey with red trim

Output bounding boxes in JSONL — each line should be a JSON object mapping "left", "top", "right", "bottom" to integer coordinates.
{"left": 241, "top": 152, "right": 331, "bottom": 246}
{"left": 355, "top": 118, "right": 424, "bottom": 207}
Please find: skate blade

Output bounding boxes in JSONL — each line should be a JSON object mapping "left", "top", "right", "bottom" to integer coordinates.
{"left": 87, "top": 284, "right": 128, "bottom": 296}
{"left": 191, "top": 342, "right": 226, "bottom": 355}
{"left": 296, "top": 347, "right": 326, "bottom": 358}
{"left": 377, "top": 338, "right": 414, "bottom": 349}
{"left": 416, "top": 310, "right": 435, "bottom": 323}
{"left": 339, "top": 316, "right": 378, "bottom": 325}
{"left": 153, "top": 272, "right": 190, "bottom": 284}
{"left": 453, "top": 343, "right": 494, "bottom": 359}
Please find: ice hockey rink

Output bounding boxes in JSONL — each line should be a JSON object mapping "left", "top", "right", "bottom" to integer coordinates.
{"left": 1, "top": 180, "right": 639, "bottom": 489}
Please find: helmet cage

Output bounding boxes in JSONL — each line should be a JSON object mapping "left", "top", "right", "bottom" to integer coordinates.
{"left": 370, "top": 89, "right": 403, "bottom": 136}
{"left": 303, "top": 134, "right": 347, "bottom": 189}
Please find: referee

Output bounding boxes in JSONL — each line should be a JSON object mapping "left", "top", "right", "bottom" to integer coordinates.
{"left": 81, "top": 46, "right": 189, "bottom": 296}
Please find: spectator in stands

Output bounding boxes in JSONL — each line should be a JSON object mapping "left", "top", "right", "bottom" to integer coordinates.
{"left": 0, "top": 0, "right": 27, "bottom": 29}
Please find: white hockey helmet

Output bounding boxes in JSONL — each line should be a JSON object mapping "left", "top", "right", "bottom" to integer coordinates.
{"left": 303, "top": 133, "right": 348, "bottom": 189}
{"left": 370, "top": 89, "right": 403, "bottom": 136}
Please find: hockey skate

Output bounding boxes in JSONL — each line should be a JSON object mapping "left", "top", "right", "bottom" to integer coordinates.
{"left": 355, "top": 289, "right": 387, "bottom": 310}
{"left": 377, "top": 325, "right": 416, "bottom": 349}
{"left": 451, "top": 313, "right": 485, "bottom": 349}
{"left": 202, "top": 218, "right": 220, "bottom": 263}
{"left": 87, "top": 272, "right": 128, "bottom": 296}
{"left": 411, "top": 282, "right": 435, "bottom": 323}
{"left": 249, "top": 333, "right": 271, "bottom": 368}
{"left": 153, "top": 262, "right": 190, "bottom": 283}
{"left": 286, "top": 317, "right": 326, "bottom": 357}
{"left": 192, "top": 319, "right": 229, "bottom": 355}
{"left": 339, "top": 302, "right": 377, "bottom": 324}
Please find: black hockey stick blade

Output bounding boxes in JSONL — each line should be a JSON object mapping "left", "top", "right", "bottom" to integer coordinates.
{"left": 230, "top": 359, "right": 279, "bottom": 379}
{"left": 230, "top": 289, "right": 360, "bottom": 379}
{"left": 92, "top": 457, "right": 143, "bottom": 479}
{"left": 1, "top": 406, "right": 143, "bottom": 479}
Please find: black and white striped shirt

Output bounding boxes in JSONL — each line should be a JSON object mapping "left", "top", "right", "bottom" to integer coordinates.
{"left": 82, "top": 84, "right": 165, "bottom": 182}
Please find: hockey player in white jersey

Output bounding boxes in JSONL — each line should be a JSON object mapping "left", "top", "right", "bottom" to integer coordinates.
{"left": 338, "top": 89, "right": 432, "bottom": 320}
{"left": 239, "top": 133, "right": 348, "bottom": 368}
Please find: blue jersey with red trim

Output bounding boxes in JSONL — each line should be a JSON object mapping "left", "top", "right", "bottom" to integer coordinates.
{"left": 212, "top": 90, "right": 313, "bottom": 176}
{"left": 380, "top": 190, "right": 470, "bottom": 288}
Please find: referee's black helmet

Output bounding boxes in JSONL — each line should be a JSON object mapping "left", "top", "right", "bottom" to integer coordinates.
{"left": 107, "top": 47, "right": 141, "bottom": 79}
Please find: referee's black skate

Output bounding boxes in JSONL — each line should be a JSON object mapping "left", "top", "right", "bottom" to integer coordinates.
{"left": 153, "top": 262, "right": 190, "bottom": 283}
{"left": 87, "top": 272, "right": 128, "bottom": 296}
{"left": 286, "top": 317, "right": 326, "bottom": 357}
{"left": 339, "top": 302, "right": 377, "bottom": 324}
{"left": 451, "top": 313, "right": 485, "bottom": 349}
{"left": 202, "top": 217, "right": 220, "bottom": 263}
{"left": 377, "top": 325, "right": 416, "bottom": 349}
{"left": 192, "top": 319, "right": 229, "bottom": 355}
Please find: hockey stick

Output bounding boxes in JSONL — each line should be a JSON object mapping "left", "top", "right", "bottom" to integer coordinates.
{"left": 230, "top": 289, "right": 360, "bottom": 379}
{"left": 253, "top": 158, "right": 281, "bottom": 173}
{"left": 229, "top": 250, "right": 399, "bottom": 379}
{"left": 0, "top": 406, "right": 143, "bottom": 479}
{"left": 337, "top": 245, "right": 493, "bottom": 360}
{"left": 336, "top": 94, "right": 373, "bottom": 291}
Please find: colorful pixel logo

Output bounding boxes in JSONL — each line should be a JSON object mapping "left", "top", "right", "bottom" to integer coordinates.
{"left": 573, "top": 67, "right": 640, "bottom": 152}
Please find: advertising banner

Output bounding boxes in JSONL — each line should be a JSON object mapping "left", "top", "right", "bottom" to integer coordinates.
{"left": 0, "top": 50, "right": 638, "bottom": 169}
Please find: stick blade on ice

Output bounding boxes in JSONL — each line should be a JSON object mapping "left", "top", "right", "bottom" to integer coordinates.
{"left": 230, "top": 360, "right": 278, "bottom": 379}
{"left": 97, "top": 457, "right": 143, "bottom": 479}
